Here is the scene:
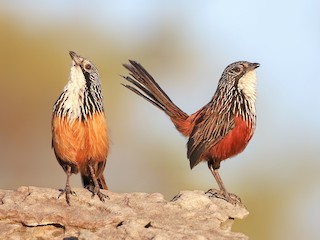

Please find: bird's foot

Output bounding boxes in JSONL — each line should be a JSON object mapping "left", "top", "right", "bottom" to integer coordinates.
{"left": 58, "top": 185, "right": 77, "bottom": 205}
{"left": 205, "top": 188, "right": 242, "bottom": 205}
{"left": 90, "top": 186, "right": 109, "bottom": 202}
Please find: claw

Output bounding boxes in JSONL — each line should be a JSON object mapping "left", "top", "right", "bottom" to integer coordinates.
{"left": 58, "top": 186, "right": 76, "bottom": 205}
{"left": 91, "top": 186, "right": 109, "bottom": 201}
{"left": 205, "top": 188, "right": 242, "bottom": 205}
{"left": 87, "top": 164, "right": 109, "bottom": 202}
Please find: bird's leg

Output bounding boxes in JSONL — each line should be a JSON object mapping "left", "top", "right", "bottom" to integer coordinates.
{"left": 207, "top": 162, "right": 241, "bottom": 204}
{"left": 88, "top": 164, "right": 109, "bottom": 201}
{"left": 58, "top": 165, "right": 76, "bottom": 205}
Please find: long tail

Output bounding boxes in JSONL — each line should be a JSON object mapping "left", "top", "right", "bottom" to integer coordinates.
{"left": 81, "top": 174, "right": 108, "bottom": 190}
{"left": 122, "top": 60, "right": 190, "bottom": 135}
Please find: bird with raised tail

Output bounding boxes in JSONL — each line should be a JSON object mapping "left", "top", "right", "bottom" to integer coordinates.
{"left": 122, "top": 60, "right": 260, "bottom": 204}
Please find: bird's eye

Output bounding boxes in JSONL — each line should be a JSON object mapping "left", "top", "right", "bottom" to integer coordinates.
{"left": 85, "top": 64, "right": 92, "bottom": 70}
{"left": 233, "top": 67, "right": 241, "bottom": 73}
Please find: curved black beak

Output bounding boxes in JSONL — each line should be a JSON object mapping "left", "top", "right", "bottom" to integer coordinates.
{"left": 69, "top": 51, "right": 82, "bottom": 65}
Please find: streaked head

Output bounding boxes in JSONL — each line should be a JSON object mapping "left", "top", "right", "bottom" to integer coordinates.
{"left": 69, "top": 51, "right": 101, "bottom": 87}
{"left": 53, "top": 51, "right": 104, "bottom": 122}
{"left": 219, "top": 61, "right": 260, "bottom": 101}
{"left": 222, "top": 61, "right": 260, "bottom": 84}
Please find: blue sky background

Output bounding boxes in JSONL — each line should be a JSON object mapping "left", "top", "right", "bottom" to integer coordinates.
{"left": 1, "top": 1, "right": 319, "bottom": 239}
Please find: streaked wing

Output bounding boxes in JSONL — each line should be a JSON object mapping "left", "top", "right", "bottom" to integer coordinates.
{"left": 187, "top": 107, "right": 235, "bottom": 168}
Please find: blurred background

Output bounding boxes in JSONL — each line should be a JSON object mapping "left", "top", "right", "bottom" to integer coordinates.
{"left": 1, "top": 0, "right": 319, "bottom": 239}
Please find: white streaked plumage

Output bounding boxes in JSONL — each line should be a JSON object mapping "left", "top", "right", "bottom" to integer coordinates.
{"left": 56, "top": 63, "right": 87, "bottom": 123}
{"left": 238, "top": 69, "right": 257, "bottom": 115}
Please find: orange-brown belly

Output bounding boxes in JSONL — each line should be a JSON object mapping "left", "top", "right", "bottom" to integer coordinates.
{"left": 206, "top": 116, "right": 254, "bottom": 164}
{"left": 52, "top": 112, "right": 109, "bottom": 176}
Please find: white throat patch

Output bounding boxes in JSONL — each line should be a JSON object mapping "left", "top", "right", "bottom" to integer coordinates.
{"left": 238, "top": 70, "right": 257, "bottom": 104}
{"left": 61, "top": 65, "right": 86, "bottom": 122}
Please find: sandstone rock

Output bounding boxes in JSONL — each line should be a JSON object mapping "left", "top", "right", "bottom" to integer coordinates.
{"left": 0, "top": 186, "right": 249, "bottom": 239}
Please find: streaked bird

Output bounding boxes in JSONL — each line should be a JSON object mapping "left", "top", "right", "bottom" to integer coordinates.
{"left": 122, "top": 60, "right": 260, "bottom": 203}
{"left": 52, "top": 51, "right": 109, "bottom": 204}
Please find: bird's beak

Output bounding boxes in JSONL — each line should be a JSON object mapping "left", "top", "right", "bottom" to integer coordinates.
{"left": 69, "top": 51, "right": 82, "bottom": 66}
{"left": 249, "top": 62, "right": 260, "bottom": 70}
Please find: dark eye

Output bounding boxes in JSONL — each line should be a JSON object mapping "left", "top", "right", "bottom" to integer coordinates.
{"left": 85, "top": 64, "right": 92, "bottom": 70}
{"left": 233, "top": 67, "right": 241, "bottom": 73}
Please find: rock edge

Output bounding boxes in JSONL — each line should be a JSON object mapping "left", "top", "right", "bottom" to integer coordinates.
{"left": 0, "top": 186, "right": 249, "bottom": 240}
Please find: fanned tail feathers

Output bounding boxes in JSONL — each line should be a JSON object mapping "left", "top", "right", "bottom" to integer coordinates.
{"left": 122, "top": 60, "right": 189, "bottom": 121}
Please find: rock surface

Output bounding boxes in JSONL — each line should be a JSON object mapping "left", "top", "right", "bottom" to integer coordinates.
{"left": 0, "top": 186, "right": 249, "bottom": 239}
